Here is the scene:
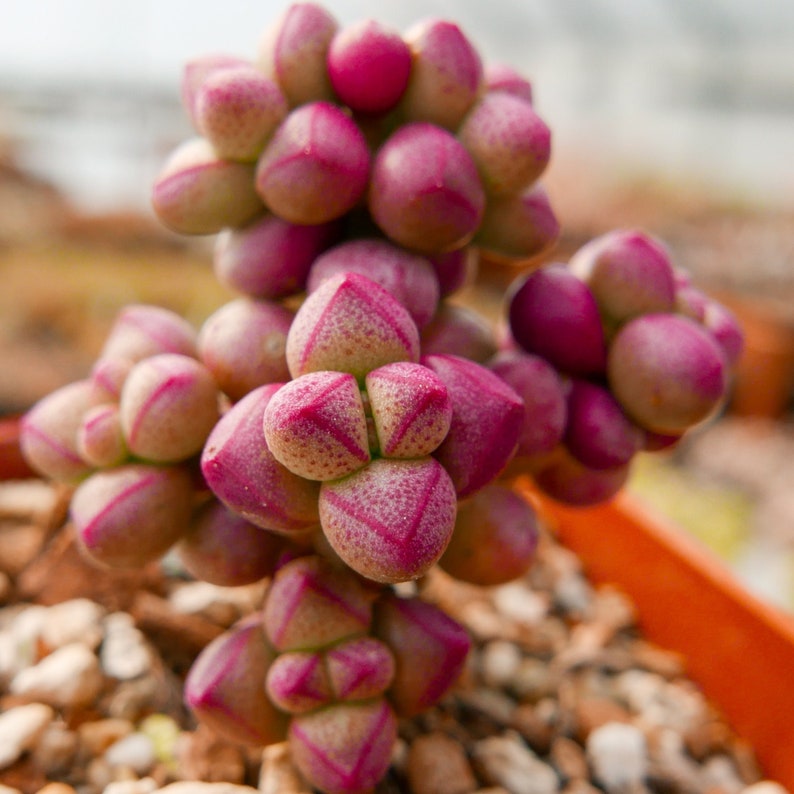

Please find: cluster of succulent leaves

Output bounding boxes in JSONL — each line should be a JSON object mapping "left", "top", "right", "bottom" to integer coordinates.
{"left": 19, "top": 3, "right": 744, "bottom": 793}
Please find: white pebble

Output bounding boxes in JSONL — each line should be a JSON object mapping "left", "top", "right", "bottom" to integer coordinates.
{"left": 701, "top": 755, "right": 746, "bottom": 794}
{"left": 472, "top": 732, "right": 560, "bottom": 794}
{"left": 480, "top": 640, "right": 523, "bottom": 689}
{"left": 101, "top": 613, "right": 153, "bottom": 680}
{"left": 491, "top": 582, "right": 549, "bottom": 626}
{"left": 102, "top": 778, "right": 159, "bottom": 794}
{"left": 0, "top": 784, "right": 23, "bottom": 794}
{"left": 0, "top": 605, "right": 47, "bottom": 677}
{"left": 10, "top": 642, "right": 104, "bottom": 707}
{"left": 41, "top": 598, "right": 106, "bottom": 651}
{"left": 586, "top": 722, "right": 648, "bottom": 791}
{"left": 0, "top": 703, "right": 54, "bottom": 770}
{"left": 105, "top": 732, "right": 156, "bottom": 774}
{"left": 155, "top": 784, "right": 259, "bottom": 794}
{"left": 742, "top": 784, "right": 791, "bottom": 794}
{"left": 259, "top": 742, "right": 313, "bottom": 794}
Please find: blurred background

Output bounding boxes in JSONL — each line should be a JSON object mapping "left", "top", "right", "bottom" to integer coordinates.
{"left": 1, "top": 0, "right": 794, "bottom": 607}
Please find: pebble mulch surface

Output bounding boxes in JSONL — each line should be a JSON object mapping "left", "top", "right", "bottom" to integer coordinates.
{"left": 0, "top": 478, "right": 789, "bottom": 794}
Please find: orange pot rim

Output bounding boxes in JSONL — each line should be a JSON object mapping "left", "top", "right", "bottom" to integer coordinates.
{"left": 518, "top": 477, "right": 794, "bottom": 792}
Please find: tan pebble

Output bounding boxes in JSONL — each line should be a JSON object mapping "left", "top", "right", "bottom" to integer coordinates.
{"left": 175, "top": 725, "right": 247, "bottom": 784}
{"left": 0, "top": 702, "right": 54, "bottom": 770}
{"left": 479, "top": 640, "right": 523, "bottom": 689}
{"left": 573, "top": 696, "right": 632, "bottom": 742}
{"left": 0, "top": 785, "right": 23, "bottom": 794}
{"left": 168, "top": 582, "right": 242, "bottom": 627}
{"left": 741, "top": 783, "right": 792, "bottom": 794}
{"left": 406, "top": 732, "right": 478, "bottom": 794}
{"left": 628, "top": 640, "right": 685, "bottom": 679}
{"left": 511, "top": 657, "right": 556, "bottom": 702}
{"left": 645, "top": 726, "right": 706, "bottom": 793}
{"left": 458, "top": 688, "right": 517, "bottom": 726}
{"left": 549, "top": 736, "right": 588, "bottom": 782}
{"left": 258, "top": 742, "right": 312, "bottom": 794}
{"left": 0, "top": 523, "right": 46, "bottom": 576}
{"left": 701, "top": 755, "right": 747, "bottom": 794}
{"left": 590, "top": 586, "right": 637, "bottom": 631}
{"left": 157, "top": 784, "right": 260, "bottom": 794}
{"left": 0, "top": 570, "right": 11, "bottom": 601}
{"left": 34, "top": 784, "right": 77, "bottom": 794}
{"left": 684, "top": 716, "right": 734, "bottom": 760}
{"left": 40, "top": 598, "right": 106, "bottom": 651}
{"left": 510, "top": 703, "right": 555, "bottom": 755}
{"left": 10, "top": 642, "right": 104, "bottom": 708}
{"left": 491, "top": 582, "right": 549, "bottom": 626}
{"left": 471, "top": 732, "right": 560, "bottom": 794}
{"left": 102, "top": 779, "right": 159, "bottom": 794}
{"left": 31, "top": 722, "right": 79, "bottom": 776}
{"left": 86, "top": 756, "right": 115, "bottom": 791}
{"left": 0, "top": 480, "right": 61, "bottom": 523}
{"left": 78, "top": 718, "right": 135, "bottom": 755}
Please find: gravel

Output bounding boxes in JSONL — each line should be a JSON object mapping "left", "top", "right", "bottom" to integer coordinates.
{"left": 0, "top": 478, "right": 788, "bottom": 794}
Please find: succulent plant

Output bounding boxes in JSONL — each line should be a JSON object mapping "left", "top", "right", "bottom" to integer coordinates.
{"left": 18, "top": 4, "right": 745, "bottom": 792}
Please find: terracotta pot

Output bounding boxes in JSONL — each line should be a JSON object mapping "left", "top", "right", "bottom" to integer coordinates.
{"left": 518, "top": 478, "right": 794, "bottom": 792}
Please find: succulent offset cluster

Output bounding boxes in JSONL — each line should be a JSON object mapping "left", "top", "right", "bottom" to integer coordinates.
{"left": 18, "top": 4, "right": 745, "bottom": 794}
{"left": 500, "top": 229, "right": 744, "bottom": 506}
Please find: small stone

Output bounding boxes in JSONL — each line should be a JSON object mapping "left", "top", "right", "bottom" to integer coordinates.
{"left": 258, "top": 742, "right": 312, "bottom": 794}
{"left": 31, "top": 723, "right": 79, "bottom": 777}
{"left": 472, "top": 732, "right": 561, "bottom": 794}
{"left": 552, "top": 573, "right": 593, "bottom": 617}
{"left": 616, "top": 670, "right": 707, "bottom": 734}
{"left": 85, "top": 756, "right": 115, "bottom": 791}
{"left": 0, "top": 703, "right": 55, "bottom": 769}
{"left": 491, "top": 582, "right": 549, "bottom": 627}
{"left": 10, "top": 642, "right": 104, "bottom": 708}
{"left": 701, "top": 755, "right": 746, "bottom": 794}
{"left": 741, "top": 784, "right": 791, "bottom": 794}
{"left": 101, "top": 613, "right": 154, "bottom": 680}
{"left": 168, "top": 581, "right": 243, "bottom": 627}
{"left": 105, "top": 732, "right": 157, "bottom": 775}
{"left": 510, "top": 703, "right": 556, "bottom": 755}
{"left": 480, "top": 640, "right": 523, "bottom": 690}
{"left": 175, "top": 725, "right": 247, "bottom": 784}
{"left": 101, "top": 779, "right": 158, "bottom": 794}
{"left": 585, "top": 722, "right": 648, "bottom": 792}
{"left": 34, "top": 784, "right": 78, "bottom": 794}
{"left": 0, "top": 571, "right": 11, "bottom": 602}
{"left": 549, "top": 737, "right": 588, "bottom": 783}
{"left": 40, "top": 598, "right": 105, "bottom": 652}
{"left": 406, "top": 732, "right": 478, "bottom": 794}
{"left": 0, "top": 604, "right": 47, "bottom": 677}
{"left": 0, "top": 785, "right": 23, "bottom": 794}
{"left": 645, "top": 727, "right": 706, "bottom": 794}
{"left": 156, "top": 784, "right": 259, "bottom": 794}
{"left": 0, "top": 523, "right": 47, "bottom": 576}
{"left": 573, "top": 696, "right": 632, "bottom": 741}
{"left": 78, "top": 718, "right": 136, "bottom": 756}
{"left": 0, "top": 480, "right": 61, "bottom": 524}
{"left": 511, "top": 658, "right": 556, "bottom": 703}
